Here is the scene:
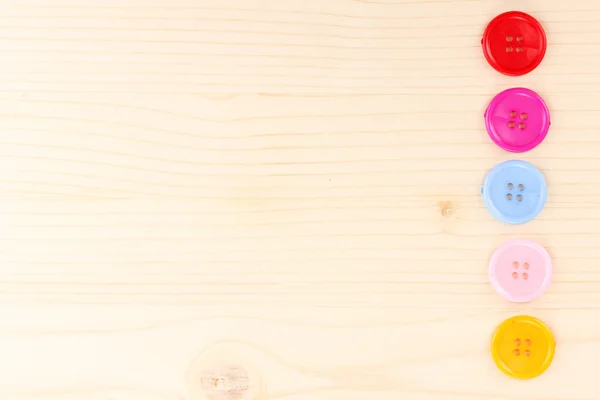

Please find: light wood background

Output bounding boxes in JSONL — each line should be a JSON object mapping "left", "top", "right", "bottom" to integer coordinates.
{"left": 1, "top": 0, "right": 599, "bottom": 399}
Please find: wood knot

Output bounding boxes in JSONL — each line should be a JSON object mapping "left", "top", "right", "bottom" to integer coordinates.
{"left": 187, "top": 342, "right": 264, "bottom": 400}
{"left": 438, "top": 201, "right": 454, "bottom": 218}
{"left": 200, "top": 365, "right": 249, "bottom": 400}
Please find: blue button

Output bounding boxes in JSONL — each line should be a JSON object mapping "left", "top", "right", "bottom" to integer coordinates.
{"left": 482, "top": 160, "right": 547, "bottom": 224}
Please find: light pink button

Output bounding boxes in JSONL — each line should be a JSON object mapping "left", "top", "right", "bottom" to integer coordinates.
{"left": 485, "top": 88, "right": 550, "bottom": 153}
{"left": 489, "top": 239, "right": 552, "bottom": 302}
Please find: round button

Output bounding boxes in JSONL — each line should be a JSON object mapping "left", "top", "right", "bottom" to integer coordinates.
{"left": 482, "top": 160, "right": 547, "bottom": 224}
{"left": 482, "top": 11, "right": 547, "bottom": 76}
{"left": 485, "top": 88, "right": 550, "bottom": 153}
{"left": 489, "top": 239, "right": 552, "bottom": 302}
{"left": 491, "top": 316, "right": 555, "bottom": 379}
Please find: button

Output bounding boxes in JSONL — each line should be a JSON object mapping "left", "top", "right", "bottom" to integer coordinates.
{"left": 485, "top": 88, "right": 550, "bottom": 153}
{"left": 489, "top": 239, "right": 552, "bottom": 302}
{"left": 491, "top": 316, "right": 555, "bottom": 379}
{"left": 482, "top": 11, "right": 547, "bottom": 76}
{"left": 482, "top": 160, "right": 547, "bottom": 224}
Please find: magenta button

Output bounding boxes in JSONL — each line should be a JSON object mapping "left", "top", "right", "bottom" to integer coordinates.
{"left": 489, "top": 239, "right": 552, "bottom": 303}
{"left": 485, "top": 88, "right": 550, "bottom": 153}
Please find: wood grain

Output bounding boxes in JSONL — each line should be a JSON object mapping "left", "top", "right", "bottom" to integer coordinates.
{"left": 0, "top": 0, "right": 599, "bottom": 399}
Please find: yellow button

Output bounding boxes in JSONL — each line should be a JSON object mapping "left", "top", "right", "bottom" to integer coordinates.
{"left": 491, "top": 315, "right": 555, "bottom": 379}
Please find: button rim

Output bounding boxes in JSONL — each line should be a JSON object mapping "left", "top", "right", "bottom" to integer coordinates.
{"left": 482, "top": 160, "right": 547, "bottom": 225}
{"left": 491, "top": 315, "right": 556, "bottom": 379}
{"left": 482, "top": 11, "right": 547, "bottom": 76}
{"left": 489, "top": 238, "right": 552, "bottom": 302}
{"left": 485, "top": 87, "right": 550, "bottom": 153}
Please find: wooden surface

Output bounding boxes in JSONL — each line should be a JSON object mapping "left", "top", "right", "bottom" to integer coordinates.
{"left": 1, "top": 0, "right": 600, "bottom": 399}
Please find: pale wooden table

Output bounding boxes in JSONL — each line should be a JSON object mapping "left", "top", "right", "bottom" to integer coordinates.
{"left": 0, "top": 1, "right": 599, "bottom": 399}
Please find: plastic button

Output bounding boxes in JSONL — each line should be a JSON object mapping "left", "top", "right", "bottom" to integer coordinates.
{"left": 482, "top": 160, "right": 547, "bottom": 224}
{"left": 482, "top": 11, "right": 547, "bottom": 76}
{"left": 491, "top": 316, "right": 555, "bottom": 379}
{"left": 485, "top": 88, "right": 550, "bottom": 153}
{"left": 489, "top": 239, "right": 552, "bottom": 302}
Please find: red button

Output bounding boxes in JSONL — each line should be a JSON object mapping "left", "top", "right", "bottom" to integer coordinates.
{"left": 482, "top": 11, "right": 547, "bottom": 76}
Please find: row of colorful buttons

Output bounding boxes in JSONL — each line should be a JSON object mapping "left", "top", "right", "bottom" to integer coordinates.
{"left": 482, "top": 12, "right": 554, "bottom": 381}
{"left": 482, "top": 11, "right": 547, "bottom": 76}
